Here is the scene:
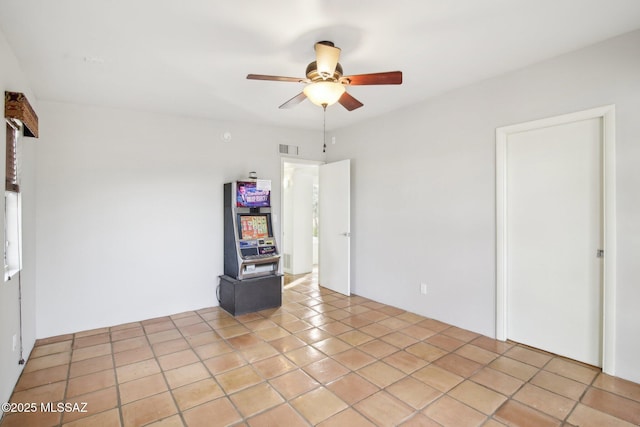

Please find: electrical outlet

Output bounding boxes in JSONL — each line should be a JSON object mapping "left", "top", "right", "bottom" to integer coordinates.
{"left": 12, "top": 334, "right": 17, "bottom": 352}
{"left": 420, "top": 283, "right": 428, "bottom": 295}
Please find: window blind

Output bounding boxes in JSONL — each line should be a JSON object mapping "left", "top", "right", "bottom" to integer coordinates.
{"left": 5, "top": 121, "right": 19, "bottom": 193}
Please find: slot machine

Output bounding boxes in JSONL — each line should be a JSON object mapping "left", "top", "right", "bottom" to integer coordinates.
{"left": 220, "top": 180, "right": 282, "bottom": 315}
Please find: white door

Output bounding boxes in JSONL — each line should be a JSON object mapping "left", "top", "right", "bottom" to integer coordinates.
{"left": 506, "top": 118, "right": 603, "bottom": 366}
{"left": 319, "top": 159, "right": 350, "bottom": 296}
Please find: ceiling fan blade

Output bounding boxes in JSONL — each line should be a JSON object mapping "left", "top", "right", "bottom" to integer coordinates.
{"left": 279, "top": 92, "right": 307, "bottom": 109}
{"left": 338, "top": 92, "right": 364, "bottom": 111}
{"left": 342, "top": 71, "right": 403, "bottom": 85}
{"left": 315, "top": 42, "right": 341, "bottom": 79}
{"left": 247, "top": 74, "right": 305, "bottom": 83}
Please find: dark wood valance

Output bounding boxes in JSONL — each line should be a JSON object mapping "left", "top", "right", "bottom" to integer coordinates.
{"left": 5, "top": 91, "right": 38, "bottom": 138}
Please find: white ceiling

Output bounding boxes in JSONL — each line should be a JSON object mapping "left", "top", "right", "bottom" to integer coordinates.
{"left": 2, "top": 0, "right": 640, "bottom": 131}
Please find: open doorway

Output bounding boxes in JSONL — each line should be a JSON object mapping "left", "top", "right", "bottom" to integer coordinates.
{"left": 281, "top": 159, "right": 321, "bottom": 288}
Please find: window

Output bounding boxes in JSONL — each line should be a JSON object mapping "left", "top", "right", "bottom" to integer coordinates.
{"left": 5, "top": 120, "right": 22, "bottom": 281}
{"left": 4, "top": 91, "right": 37, "bottom": 281}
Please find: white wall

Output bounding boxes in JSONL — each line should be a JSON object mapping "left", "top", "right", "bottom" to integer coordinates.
{"left": 328, "top": 30, "right": 640, "bottom": 383}
{"left": 35, "top": 101, "right": 322, "bottom": 338}
{"left": 0, "top": 30, "right": 38, "bottom": 407}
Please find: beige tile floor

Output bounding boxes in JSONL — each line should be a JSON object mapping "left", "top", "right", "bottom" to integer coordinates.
{"left": 2, "top": 271, "right": 640, "bottom": 427}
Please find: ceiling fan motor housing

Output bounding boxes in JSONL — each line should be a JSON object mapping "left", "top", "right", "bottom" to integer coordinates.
{"left": 306, "top": 61, "right": 344, "bottom": 83}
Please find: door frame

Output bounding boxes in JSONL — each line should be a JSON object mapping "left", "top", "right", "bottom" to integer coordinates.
{"left": 496, "top": 105, "right": 616, "bottom": 375}
{"left": 280, "top": 157, "right": 322, "bottom": 275}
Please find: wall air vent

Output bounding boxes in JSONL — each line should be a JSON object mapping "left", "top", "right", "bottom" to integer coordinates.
{"left": 283, "top": 253, "right": 291, "bottom": 269}
{"left": 279, "top": 144, "right": 299, "bottom": 155}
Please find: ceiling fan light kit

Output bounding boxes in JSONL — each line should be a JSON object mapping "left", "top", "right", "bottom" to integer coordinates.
{"left": 303, "top": 81, "right": 345, "bottom": 107}
{"left": 247, "top": 41, "right": 402, "bottom": 111}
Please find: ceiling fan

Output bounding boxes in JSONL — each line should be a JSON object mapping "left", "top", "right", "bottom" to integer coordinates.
{"left": 247, "top": 41, "right": 402, "bottom": 111}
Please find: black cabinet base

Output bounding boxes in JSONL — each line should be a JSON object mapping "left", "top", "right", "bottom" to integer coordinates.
{"left": 218, "top": 274, "right": 282, "bottom": 316}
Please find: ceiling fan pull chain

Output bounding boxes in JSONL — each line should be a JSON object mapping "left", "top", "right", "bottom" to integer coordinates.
{"left": 323, "top": 106, "right": 327, "bottom": 153}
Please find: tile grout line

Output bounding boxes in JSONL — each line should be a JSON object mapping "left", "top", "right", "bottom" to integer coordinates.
{"left": 108, "top": 327, "right": 126, "bottom": 427}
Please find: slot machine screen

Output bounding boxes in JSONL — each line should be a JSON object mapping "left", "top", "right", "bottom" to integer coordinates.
{"left": 238, "top": 214, "right": 272, "bottom": 240}
{"left": 236, "top": 181, "right": 270, "bottom": 208}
